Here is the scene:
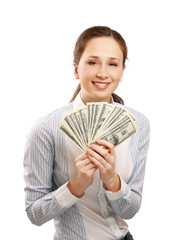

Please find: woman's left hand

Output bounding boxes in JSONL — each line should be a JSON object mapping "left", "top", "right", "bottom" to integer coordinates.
{"left": 86, "top": 139, "right": 121, "bottom": 192}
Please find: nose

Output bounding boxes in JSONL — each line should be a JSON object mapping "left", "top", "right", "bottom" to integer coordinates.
{"left": 96, "top": 65, "right": 108, "bottom": 79}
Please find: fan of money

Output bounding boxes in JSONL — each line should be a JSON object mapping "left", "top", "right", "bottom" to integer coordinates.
{"left": 59, "top": 102, "right": 138, "bottom": 151}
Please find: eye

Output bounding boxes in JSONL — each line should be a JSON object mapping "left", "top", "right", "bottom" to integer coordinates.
{"left": 109, "top": 63, "right": 118, "bottom": 67}
{"left": 88, "top": 61, "right": 98, "bottom": 65}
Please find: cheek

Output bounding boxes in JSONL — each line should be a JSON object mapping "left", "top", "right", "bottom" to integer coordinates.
{"left": 79, "top": 66, "right": 95, "bottom": 79}
{"left": 113, "top": 70, "right": 123, "bottom": 83}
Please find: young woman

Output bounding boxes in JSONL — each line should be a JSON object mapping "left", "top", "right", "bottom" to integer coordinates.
{"left": 24, "top": 26, "right": 150, "bottom": 240}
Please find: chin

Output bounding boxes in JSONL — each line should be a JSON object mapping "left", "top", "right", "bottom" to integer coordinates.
{"left": 93, "top": 94, "right": 111, "bottom": 103}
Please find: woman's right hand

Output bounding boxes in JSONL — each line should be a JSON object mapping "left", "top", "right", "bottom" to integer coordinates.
{"left": 67, "top": 153, "right": 98, "bottom": 198}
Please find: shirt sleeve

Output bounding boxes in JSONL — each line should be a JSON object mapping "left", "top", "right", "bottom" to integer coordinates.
{"left": 105, "top": 115, "right": 150, "bottom": 219}
{"left": 24, "top": 119, "right": 79, "bottom": 226}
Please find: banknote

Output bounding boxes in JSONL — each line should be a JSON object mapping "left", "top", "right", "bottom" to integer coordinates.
{"left": 60, "top": 121, "right": 84, "bottom": 149}
{"left": 87, "top": 102, "right": 114, "bottom": 144}
{"left": 87, "top": 103, "right": 102, "bottom": 144}
{"left": 59, "top": 102, "right": 137, "bottom": 151}
{"left": 93, "top": 118, "right": 137, "bottom": 146}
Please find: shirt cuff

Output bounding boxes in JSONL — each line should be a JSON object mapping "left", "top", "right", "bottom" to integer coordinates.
{"left": 54, "top": 182, "right": 79, "bottom": 208}
{"left": 105, "top": 177, "right": 128, "bottom": 200}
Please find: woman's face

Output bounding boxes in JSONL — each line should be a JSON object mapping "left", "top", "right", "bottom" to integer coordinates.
{"left": 74, "top": 37, "right": 125, "bottom": 104}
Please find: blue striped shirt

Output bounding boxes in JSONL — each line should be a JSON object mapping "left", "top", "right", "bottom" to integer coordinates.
{"left": 24, "top": 94, "right": 150, "bottom": 239}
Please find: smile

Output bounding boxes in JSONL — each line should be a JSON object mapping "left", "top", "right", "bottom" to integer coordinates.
{"left": 92, "top": 81, "right": 111, "bottom": 89}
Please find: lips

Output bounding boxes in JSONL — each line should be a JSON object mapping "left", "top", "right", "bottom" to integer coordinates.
{"left": 92, "top": 81, "right": 111, "bottom": 89}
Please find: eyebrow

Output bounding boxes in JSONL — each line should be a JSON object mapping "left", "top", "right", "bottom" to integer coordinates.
{"left": 86, "top": 56, "right": 121, "bottom": 62}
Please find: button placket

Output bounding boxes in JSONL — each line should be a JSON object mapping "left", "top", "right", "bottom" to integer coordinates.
{"left": 97, "top": 180, "right": 122, "bottom": 239}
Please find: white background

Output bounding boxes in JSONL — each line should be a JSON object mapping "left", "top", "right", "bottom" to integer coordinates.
{"left": 1, "top": 0, "right": 179, "bottom": 239}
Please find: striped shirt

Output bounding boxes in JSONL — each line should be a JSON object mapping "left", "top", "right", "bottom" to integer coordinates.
{"left": 24, "top": 94, "right": 150, "bottom": 240}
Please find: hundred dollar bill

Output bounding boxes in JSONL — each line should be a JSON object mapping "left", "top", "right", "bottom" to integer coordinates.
{"left": 102, "top": 114, "right": 132, "bottom": 135}
{"left": 87, "top": 103, "right": 95, "bottom": 143}
{"left": 60, "top": 108, "right": 87, "bottom": 150}
{"left": 59, "top": 102, "right": 138, "bottom": 150}
{"left": 88, "top": 102, "right": 114, "bottom": 143}
{"left": 78, "top": 106, "right": 88, "bottom": 145}
{"left": 59, "top": 120, "right": 84, "bottom": 150}
{"left": 93, "top": 118, "right": 137, "bottom": 146}
{"left": 87, "top": 102, "right": 110, "bottom": 144}
{"left": 92, "top": 104, "right": 128, "bottom": 140}
{"left": 91, "top": 103, "right": 103, "bottom": 141}
{"left": 98, "top": 104, "right": 134, "bottom": 133}
{"left": 67, "top": 107, "right": 87, "bottom": 147}
{"left": 98, "top": 108, "right": 127, "bottom": 134}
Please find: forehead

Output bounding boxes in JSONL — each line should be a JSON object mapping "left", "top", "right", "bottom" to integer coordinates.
{"left": 82, "top": 37, "right": 123, "bottom": 59}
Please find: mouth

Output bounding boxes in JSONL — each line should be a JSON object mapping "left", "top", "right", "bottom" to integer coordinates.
{"left": 92, "top": 81, "right": 111, "bottom": 89}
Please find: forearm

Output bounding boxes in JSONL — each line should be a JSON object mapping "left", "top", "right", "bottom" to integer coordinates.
{"left": 67, "top": 153, "right": 98, "bottom": 198}
{"left": 105, "top": 180, "right": 142, "bottom": 219}
{"left": 25, "top": 183, "right": 79, "bottom": 226}
{"left": 67, "top": 177, "right": 86, "bottom": 198}
{"left": 106, "top": 112, "right": 150, "bottom": 219}
{"left": 103, "top": 173, "right": 121, "bottom": 193}
{"left": 106, "top": 181, "right": 141, "bottom": 219}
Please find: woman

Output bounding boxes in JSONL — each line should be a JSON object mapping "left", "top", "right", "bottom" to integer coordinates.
{"left": 24, "top": 26, "right": 150, "bottom": 240}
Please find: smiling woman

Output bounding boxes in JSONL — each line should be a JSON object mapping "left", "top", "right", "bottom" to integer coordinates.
{"left": 24, "top": 26, "right": 150, "bottom": 240}
{"left": 73, "top": 37, "right": 125, "bottom": 104}
{"left": 71, "top": 26, "right": 128, "bottom": 104}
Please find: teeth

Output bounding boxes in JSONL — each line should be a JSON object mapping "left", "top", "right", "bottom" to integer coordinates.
{"left": 94, "top": 83, "right": 108, "bottom": 86}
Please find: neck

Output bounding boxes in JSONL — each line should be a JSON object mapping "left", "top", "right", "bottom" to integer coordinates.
{"left": 80, "top": 92, "right": 113, "bottom": 104}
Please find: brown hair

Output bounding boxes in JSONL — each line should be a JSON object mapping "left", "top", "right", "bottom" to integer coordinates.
{"left": 70, "top": 26, "right": 128, "bottom": 104}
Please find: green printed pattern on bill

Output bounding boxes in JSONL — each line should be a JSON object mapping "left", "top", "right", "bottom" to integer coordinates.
{"left": 59, "top": 102, "right": 138, "bottom": 151}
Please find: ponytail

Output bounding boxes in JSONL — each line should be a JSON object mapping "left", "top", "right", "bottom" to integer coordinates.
{"left": 69, "top": 84, "right": 81, "bottom": 103}
{"left": 111, "top": 93, "right": 124, "bottom": 105}
{"left": 69, "top": 84, "right": 124, "bottom": 105}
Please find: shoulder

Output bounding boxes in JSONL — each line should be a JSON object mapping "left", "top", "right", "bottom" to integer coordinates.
{"left": 124, "top": 105, "right": 150, "bottom": 147}
{"left": 42, "top": 102, "right": 73, "bottom": 123}
{"left": 27, "top": 102, "right": 74, "bottom": 138}
{"left": 125, "top": 105, "right": 150, "bottom": 130}
{"left": 44, "top": 102, "right": 74, "bottom": 122}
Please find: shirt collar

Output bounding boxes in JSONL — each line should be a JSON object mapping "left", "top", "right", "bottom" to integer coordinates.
{"left": 72, "top": 92, "right": 86, "bottom": 109}
{"left": 72, "top": 91, "right": 114, "bottom": 109}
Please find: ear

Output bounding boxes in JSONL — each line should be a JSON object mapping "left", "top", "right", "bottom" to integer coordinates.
{"left": 74, "top": 63, "right": 79, "bottom": 79}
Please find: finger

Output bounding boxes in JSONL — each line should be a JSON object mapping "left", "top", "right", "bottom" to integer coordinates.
{"left": 85, "top": 162, "right": 98, "bottom": 170}
{"left": 88, "top": 155, "right": 106, "bottom": 171}
{"left": 88, "top": 144, "right": 110, "bottom": 162}
{"left": 76, "top": 158, "right": 91, "bottom": 168}
{"left": 75, "top": 153, "right": 89, "bottom": 163}
{"left": 85, "top": 165, "right": 98, "bottom": 175}
{"left": 86, "top": 148, "right": 110, "bottom": 168}
{"left": 96, "top": 139, "right": 115, "bottom": 155}
{"left": 80, "top": 163, "right": 98, "bottom": 175}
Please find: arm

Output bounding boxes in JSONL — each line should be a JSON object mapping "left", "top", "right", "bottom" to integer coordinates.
{"left": 24, "top": 120, "right": 79, "bottom": 226}
{"left": 87, "top": 117, "right": 150, "bottom": 219}
{"left": 67, "top": 154, "right": 98, "bottom": 197}
{"left": 105, "top": 117, "right": 150, "bottom": 219}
